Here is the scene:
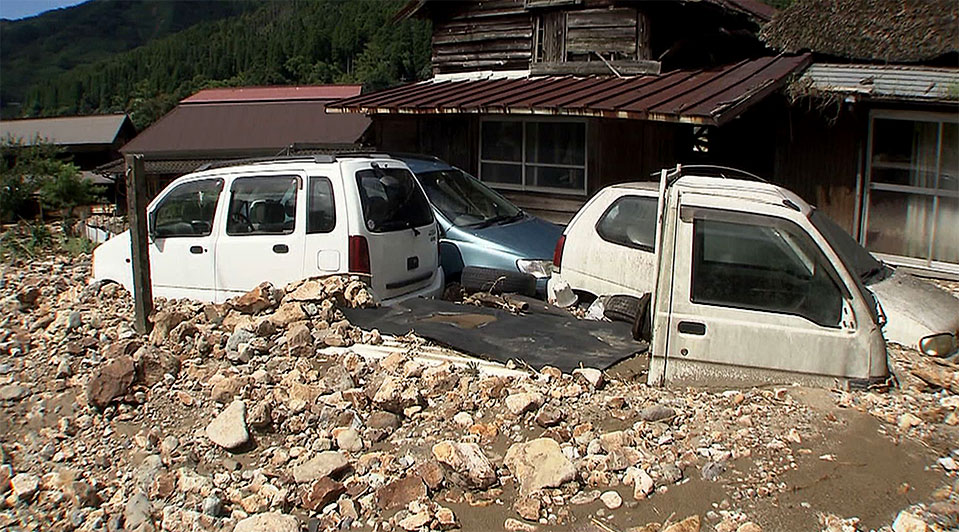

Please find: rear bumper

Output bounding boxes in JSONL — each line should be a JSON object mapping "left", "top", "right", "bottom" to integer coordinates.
{"left": 380, "top": 267, "right": 445, "bottom": 306}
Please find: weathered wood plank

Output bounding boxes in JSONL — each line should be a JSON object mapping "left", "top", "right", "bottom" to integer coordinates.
{"left": 567, "top": 8, "right": 636, "bottom": 28}
{"left": 125, "top": 154, "right": 154, "bottom": 334}
{"left": 567, "top": 27, "right": 637, "bottom": 55}
{"left": 433, "top": 51, "right": 532, "bottom": 62}
{"left": 525, "top": 0, "right": 581, "bottom": 8}
{"left": 542, "top": 11, "right": 566, "bottom": 62}
{"left": 435, "top": 39, "right": 531, "bottom": 54}
{"left": 434, "top": 30, "right": 533, "bottom": 44}
{"left": 637, "top": 10, "right": 651, "bottom": 60}
{"left": 530, "top": 59, "right": 661, "bottom": 75}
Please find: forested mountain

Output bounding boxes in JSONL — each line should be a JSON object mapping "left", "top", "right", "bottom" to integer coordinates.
{"left": 2, "top": 0, "right": 430, "bottom": 128}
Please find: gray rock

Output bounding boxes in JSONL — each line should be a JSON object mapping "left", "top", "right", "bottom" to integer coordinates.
{"left": 701, "top": 461, "right": 726, "bottom": 481}
{"left": 11, "top": 473, "right": 39, "bottom": 501}
{"left": 637, "top": 405, "right": 676, "bottom": 422}
{"left": 205, "top": 400, "right": 249, "bottom": 449}
{"left": 234, "top": 512, "right": 299, "bottom": 532}
{"left": 67, "top": 311, "right": 82, "bottom": 331}
{"left": 201, "top": 495, "right": 222, "bottom": 517}
{"left": 292, "top": 451, "right": 350, "bottom": 483}
{"left": 135, "top": 455, "right": 163, "bottom": 492}
{"left": 0, "top": 384, "right": 30, "bottom": 401}
{"left": 226, "top": 329, "right": 254, "bottom": 352}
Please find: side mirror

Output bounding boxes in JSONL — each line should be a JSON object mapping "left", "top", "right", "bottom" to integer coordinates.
{"left": 919, "top": 333, "right": 958, "bottom": 358}
{"left": 147, "top": 210, "right": 157, "bottom": 241}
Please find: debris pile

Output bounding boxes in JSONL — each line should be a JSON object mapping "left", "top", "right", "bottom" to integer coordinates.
{"left": 0, "top": 251, "right": 955, "bottom": 532}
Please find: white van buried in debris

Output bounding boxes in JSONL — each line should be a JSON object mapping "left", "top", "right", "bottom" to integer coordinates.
{"left": 92, "top": 155, "right": 444, "bottom": 304}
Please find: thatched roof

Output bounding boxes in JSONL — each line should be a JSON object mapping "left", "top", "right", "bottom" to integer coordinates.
{"left": 762, "top": 0, "right": 958, "bottom": 63}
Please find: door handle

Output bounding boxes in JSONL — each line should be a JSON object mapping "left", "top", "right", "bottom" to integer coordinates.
{"left": 189, "top": 246, "right": 203, "bottom": 254}
{"left": 678, "top": 321, "right": 706, "bottom": 335}
{"left": 273, "top": 244, "right": 289, "bottom": 254}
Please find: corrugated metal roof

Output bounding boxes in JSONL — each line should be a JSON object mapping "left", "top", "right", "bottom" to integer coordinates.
{"left": 121, "top": 100, "right": 370, "bottom": 155}
{"left": 800, "top": 64, "right": 959, "bottom": 103}
{"left": 327, "top": 55, "right": 811, "bottom": 126}
{"left": 0, "top": 114, "right": 131, "bottom": 146}
{"left": 180, "top": 85, "right": 363, "bottom": 104}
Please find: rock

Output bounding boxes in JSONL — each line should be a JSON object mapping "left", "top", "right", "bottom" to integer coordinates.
{"left": 373, "top": 376, "right": 423, "bottom": 414}
{"left": 513, "top": 496, "right": 541, "bottom": 521}
{"left": 333, "top": 427, "right": 363, "bottom": 452}
{"left": 201, "top": 495, "right": 222, "bottom": 517}
{"left": 210, "top": 377, "right": 244, "bottom": 403}
{"left": 368, "top": 410, "right": 402, "bottom": 431}
{"left": 431, "top": 441, "right": 497, "bottom": 490}
{"left": 701, "top": 461, "right": 726, "bottom": 481}
{"left": 71, "top": 480, "right": 102, "bottom": 508}
{"left": 377, "top": 475, "right": 427, "bottom": 511}
{"left": 248, "top": 401, "right": 272, "bottom": 430}
{"left": 534, "top": 405, "right": 564, "bottom": 427}
{"left": 899, "top": 413, "right": 923, "bottom": 431}
{"left": 572, "top": 368, "right": 605, "bottom": 389}
{"left": 16, "top": 286, "right": 41, "bottom": 308}
{"left": 11, "top": 473, "right": 39, "bottom": 501}
{"left": 149, "top": 310, "right": 186, "bottom": 344}
{"left": 86, "top": 355, "right": 135, "bottom": 409}
{"left": 505, "top": 392, "right": 544, "bottom": 415}
{"left": 285, "top": 323, "right": 314, "bottom": 356}
{"left": 231, "top": 282, "right": 275, "bottom": 314}
{"left": 0, "top": 384, "right": 30, "bottom": 401}
{"left": 436, "top": 507, "right": 457, "bottom": 528}
{"left": 205, "top": 400, "right": 249, "bottom": 449}
{"left": 600, "top": 490, "right": 622, "bottom": 509}
{"left": 453, "top": 412, "right": 474, "bottom": 427}
{"left": 302, "top": 477, "right": 346, "bottom": 511}
{"left": 663, "top": 516, "right": 701, "bottom": 532}
{"left": 226, "top": 328, "right": 255, "bottom": 352}
{"left": 124, "top": 492, "right": 152, "bottom": 528}
{"left": 398, "top": 511, "right": 431, "bottom": 531}
{"left": 416, "top": 461, "right": 445, "bottom": 491}
{"left": 505, "top": 438, "right": 576, "bottom": 495}
{"left": 234, "top": 512, "right": 299, "bottom": 532}
{"left": 892, "top": 511, "right": 929, "bottom": 532}
{"left": 938, "top": 456, "right": 957, "bottom": 471}
{"left": 135, "top": 346, "right": 181, "bottom": 386}
{"left": 292, "top": 452, "right": 350, "bottom": 483}
{"left": 737, "top": 523, "right": 763, "bottom": 532}
{"left": 505, "top": 518, "right": 538, "bottom": 532}
{"left": 637, "top": 405, "right": 676, "bottom": 422}
{"left": 270, "top": 302, "right": 307, "bottom": 328}
{"left": 625, "top": 467, "right": 654, "bottom": 500}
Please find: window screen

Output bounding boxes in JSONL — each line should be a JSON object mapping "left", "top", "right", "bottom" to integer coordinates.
{"left": 226, "top": 176, "right": 297, "bottom": 235}
{"left": 691, "top": 217, "right": 843, "bottom": 328}
{"left": 152, "top": 179, "right": 223, "bottom": 238}
{"left": 596, "top": 195, "right": 657, "bottom": 251}
{"left": 307, "top": 177, "right": 336, "bottom": 234}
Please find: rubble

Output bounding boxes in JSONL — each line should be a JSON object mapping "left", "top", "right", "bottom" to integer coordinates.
{"left": 0, "top": 248, "right": 956, "bottom": 531}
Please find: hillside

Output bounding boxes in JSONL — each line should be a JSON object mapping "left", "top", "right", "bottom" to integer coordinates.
{"left": 2, "top": 0, "right": 431, "bottom": 128}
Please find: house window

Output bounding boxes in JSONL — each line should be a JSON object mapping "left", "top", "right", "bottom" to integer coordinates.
{"left": 863, "top": 111, "right": 958, "bottom": 272}
{"left": 479, "top": 119, "right": 587, "bottom": 194}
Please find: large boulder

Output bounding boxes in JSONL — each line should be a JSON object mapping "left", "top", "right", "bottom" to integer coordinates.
{"left": 431, "top": 441, "right": 497, "bottom": 490}
{"left": 205, "top": 400, "right": 249, "bottom": 450}
{"left": 86, "top": 355, "right": 136, "bottom": 409}
{"left": 504, "top": 438, "right": 576, "bottom": 495}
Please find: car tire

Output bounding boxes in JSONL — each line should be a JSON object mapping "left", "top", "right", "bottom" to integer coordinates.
{"left": 604, "top": 294, "right": 642, "bottom": 323}
{"left": 631, "top": 293, "right": 652, "bottom": 342}
{"left": 461, "top": 266, "right": 536, "bottom": 297}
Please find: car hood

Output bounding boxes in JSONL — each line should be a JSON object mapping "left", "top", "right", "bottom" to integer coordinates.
{"left": 446, "top": 216, "right": 563, "bottom": 260}
{"left": 868, "top": 269, "right": 959, "bottom": 347}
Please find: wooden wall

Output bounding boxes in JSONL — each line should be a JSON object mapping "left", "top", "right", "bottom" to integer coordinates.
{"left": 430, "top": 0, "right": 533, "bottom": 74}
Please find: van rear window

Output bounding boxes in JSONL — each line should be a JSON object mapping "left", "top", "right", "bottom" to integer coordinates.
{"left": 355, "top": 167, "right": 433, "bottom": 232}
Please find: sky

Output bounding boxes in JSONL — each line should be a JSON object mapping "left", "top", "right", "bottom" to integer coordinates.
{"left": 0, "top": 0, "right": 86, "bottom": 21}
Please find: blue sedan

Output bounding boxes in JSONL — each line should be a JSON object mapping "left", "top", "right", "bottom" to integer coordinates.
{"left": 399, "top": 155, "right": 563, "bottom": 291}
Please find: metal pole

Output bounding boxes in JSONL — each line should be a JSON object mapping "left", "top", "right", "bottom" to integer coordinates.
{"left": 125, "top": 154, "right": 153, "bottom": 334}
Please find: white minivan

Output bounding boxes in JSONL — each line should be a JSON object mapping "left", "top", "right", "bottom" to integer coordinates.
{"left": 92, "top": 155, "right": 444, "bottom": 304}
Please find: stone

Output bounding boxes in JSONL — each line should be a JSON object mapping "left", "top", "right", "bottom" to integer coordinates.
{"left": 504, "top": 438, "right": 576, "bottom": 495}
{"left": 233, "top": 512, "right": 299, "bottom": 532}
{"left": 898, "top": 413, "right": 923, "bottom": 431}
{"left": 453, "top": 412, "right": 474, "bottom": 427}
{"left": 663, "top": 516, "right": 701, "bottom": 532}
{"left": 398, "top": 511, "right": 431, "bottom": 531}
{"left": 938, "top": 456, "right": 957, "bottom": 471}
{"left": 534, "top": 405, "right": 564, "bottom": 427}
{"left": 149, "top": 311, "right": 186, "bottom": 344}
{"left": 292, "top": 452, "right": 350, "bottom": 483}
{"left": 0, "top": 384, "right": 30, "bottom": 401}
{"left": 701, "top": 461, "right": 726, "bottom": 481}
{"left": 600, "top": 490, "right": 622, "bottom": 509}
{"left": 333, "top": 427, "right": 363, "bottom": 453}
{"left": 86, "top": 355, "right": 135, "bottom": 409}
{"left": 637, "top": 405, "right": 676, "bottom": 422}
{"left": 71, "top": 480, "right": 102, "bottom": 508}
{"left": 135, "top": 346, "right": 181, "bottom": 386}
{"left": 374, "top": 376, "right": 422, "bottom": 414}
{"left": 737, "top": 523, "right": 763, "bottom": 532}
{"left": 572, "top": 368, "right": 604, "bottom": 389}
{"left": 302, "top": 477, "right": 346, "bottom": 511}
{"left": 416, "top": 461, "right": 445, "bottom": 491}
{"left": 376, "top": 475, "right": 427, "bottom": 511}
{"left": 892, "top": 511, "right": 929, "bottom": 532}
{"left": 124, "top": 492, "right": 152, "bottom": 529}
{"left": 231, "top": 282, "right": 275, "bottom": 314}
{"left": 285, "top": 324, "right": 314, "bottom": 356}
{"left": 513, "top": 496, "right": 541, "bottom": 521}
{"left": 210, "top": 377, "right": 243, "bottom": 403}
{"left": 505, "top": 518, "right": 538, "bottom": 532}
{"left": 201, "top": 495, "right": 222, "bottom": 517}
{"left": 625, "top": 467, "right": 654, "bottom": 500}
{"left": 436, "top": 507, "right": 457, "bottom": 528}
{"left": 226, "top": 328, "right": 255, "bottom": 352}
{"left": 368, "top": 410, "right": 402, "bottom": 431}
{"left": 205, "top": 400, "right": 249, "bottom": 449}
{"left": 248, "top": 401, "right": 272, "bottom": 430}
{"left": 505, "top": 392, "right": 544, "bottom": 415}
{"left": 431, "top": 441, "right": 497, "bottom": 490}
{"left": 270, "top": 302, "right": 307, "bottom": 328}
{"left": 11, "top": 473, "right": 39, "bottom": 501}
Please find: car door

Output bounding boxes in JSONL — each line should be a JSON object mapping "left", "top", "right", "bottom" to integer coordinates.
{"left": 302, "top": 174, "right": 349, "bottom": 277}
{"left": 564, "top": 192, "right": 658, "bottom": 296}
{"left": 214, "top": 174, "right": 305, "bottom": 300}
{"left": 148, "top": 177, "right": 224, "bottom": 300}
{"left": 655, "top": 203, "right": 877, "bottom": 385}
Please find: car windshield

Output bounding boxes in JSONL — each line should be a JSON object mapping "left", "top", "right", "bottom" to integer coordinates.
{"left": 355, "top": 167, "right": 434, "bottom": 233}
{"left": 809, "top": 210, "right": 889, "bottom": 284}
{"left": 416, "top": 168, "right": 523, "bottom": 227}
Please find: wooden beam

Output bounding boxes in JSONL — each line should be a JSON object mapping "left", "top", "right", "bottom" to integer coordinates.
{"left": 125, "top": 154, "right": 154, "bottom": 334}
{"left": 530, "top": 59, "right": 661, "bottom": 76}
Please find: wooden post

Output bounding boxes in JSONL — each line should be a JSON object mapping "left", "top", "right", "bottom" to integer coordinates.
{"left": 636, "top": 10, "right": 651, "bottom": 61}
{"left": 125, "top": 154, "right": 153, "bottom": 334}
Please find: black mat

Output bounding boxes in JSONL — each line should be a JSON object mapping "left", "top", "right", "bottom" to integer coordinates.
{"left": 341, "top": 298, "right": 646, "bottom": 373}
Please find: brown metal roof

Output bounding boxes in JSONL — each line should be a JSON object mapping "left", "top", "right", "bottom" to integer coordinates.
{"left": 326, "top": 55, "right": 811, "bottom": 126}
{"left": 180, "top": 85, "right": 363, "bottom": 104}
{"left": 122, "top": 99, "right": 370, "bottom": 156}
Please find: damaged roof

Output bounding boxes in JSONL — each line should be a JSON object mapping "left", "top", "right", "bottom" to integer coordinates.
{"left": 798, "top": 64, "right": 959, "bottom": 103}
{"left": 326, "top": 54, "right": 811, "bottom": 126}
{"left": 762, "top": 0, "right": 958, "bottom": 63}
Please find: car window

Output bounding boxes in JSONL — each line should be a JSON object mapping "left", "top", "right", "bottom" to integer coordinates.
{"left": 691, "top": 216, "right": 843, "bottom": 328}
{"left": 355, "top": 167, "right": 433, "bottom": 233}
{"left": 417, "top": 168, "right": 520, "bottom": 227}
{"left": 226, "top": 176, "right": 298, "bottom": 235}
{"left": 596, "top": 195, "right": 657, "bottom": 251}
{"left": 308, "top": 177, "right": 336, "bottom": 234}
{"left": 153, "top": 179, "right": 223, "bottom": 238}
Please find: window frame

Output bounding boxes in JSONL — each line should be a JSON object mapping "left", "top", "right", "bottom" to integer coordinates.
{"left": 686, "top": 207, "right": 849, "bottom": 329}
{"left": 151, "top": 178, "right": 224, "bottom": 239}
{"left": 306, "top": 176, "right": 337, "bottom": 234}
{"left": 594, "top": 194, "right": 657, "bottom": 252}
{"left": 478, "top": 116, "right": 588, "bottom": 195}
{"left": 861, "top": 109, "right": 959, "bottom": 274}
{"left": 225, "top": 175, "right": 299, "bottom": 237}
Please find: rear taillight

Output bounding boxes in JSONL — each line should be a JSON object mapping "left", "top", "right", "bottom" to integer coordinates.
{"left": 349, "top": 235, "right": 371, "bottom": 274}
{"left": 552, "top": 234, "right": 566, "bottom": 270}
